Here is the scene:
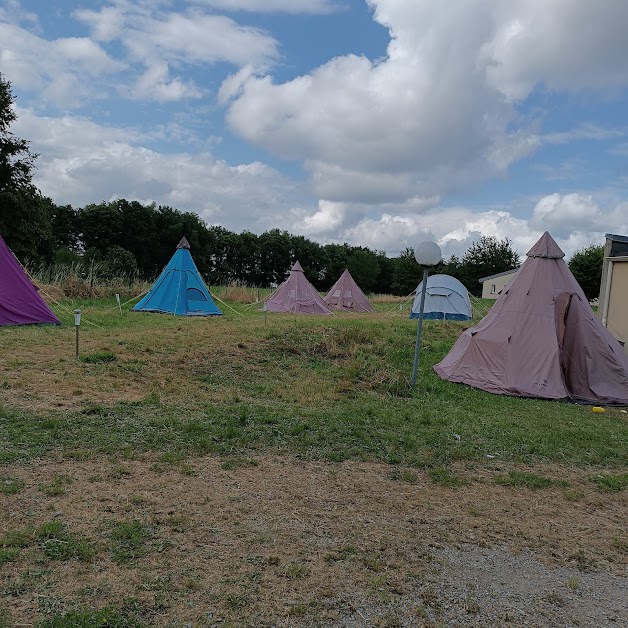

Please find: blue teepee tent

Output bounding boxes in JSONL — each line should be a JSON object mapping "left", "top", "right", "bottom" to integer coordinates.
{"left": 133, "top": 237, "right": 222, "bottom": 316}
{"left": 410, "top": 274, "right": 471, "bottom": 321}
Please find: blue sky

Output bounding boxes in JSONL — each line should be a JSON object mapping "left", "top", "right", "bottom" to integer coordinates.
{"left": 1, "top": 0, "right": 627, "bottom": 258}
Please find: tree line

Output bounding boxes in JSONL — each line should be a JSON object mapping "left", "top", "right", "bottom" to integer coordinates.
{"left": 7, "top": 194, "right": 526, "bottom": 296}
{"left": 1, "top": 70, "right": 541, "bottom": 297}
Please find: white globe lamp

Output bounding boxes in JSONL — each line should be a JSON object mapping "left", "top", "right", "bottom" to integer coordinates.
{"left": 415, "top": 241, "right": 442, "bottom": 267}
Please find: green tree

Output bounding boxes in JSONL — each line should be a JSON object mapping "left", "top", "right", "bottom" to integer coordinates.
{"left": 50, "top": 203, "right": 80, "bottom": 253}
{"left": 0, "top": 188, "right": 53, "bottom": 263}
{"left": 391, "top": 248, "right": 422, "bottom": 296}
{"left": 0, "top": 73, "right": 37, "bottom": 193}
{"left": 347, "top": 248, "right": 380, "bottom": 292}
{"left": 102, "top": 246, "right": 138, "bottom": 279}
{"left": 258, "top": 229, "right": 292, "bottom": 285}
{"left": 0, "top": 73, "right": 52, "bottom": 262}
{"left": 321, "top": 243, "right": 351, "bottom": 289}
{"left": 441, "top": 254, "right": 462, "bottom": 280}
{"left": 459, "top": 236, "right": 520, "bottom": 296}
{"left": 232, "top": 231, "right": 260, "bottom": 284}
{"left": 568, "top": 244, "right": 604, "bottom": 301}
{"left": 372, "top": 252, "right": 395, "bottom": 295}
{"left": 78, "top": 202, "right": 124, "bottom": 253}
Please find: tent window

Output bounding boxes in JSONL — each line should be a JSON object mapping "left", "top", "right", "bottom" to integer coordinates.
{"left": 186, "top": 287, "right": 207, "bottom": 302}
{"left": 333, "top": 290, "right": 341, "bottom": 297}
{"left": 490, "top": 284, "right": 496, "bottom": 294}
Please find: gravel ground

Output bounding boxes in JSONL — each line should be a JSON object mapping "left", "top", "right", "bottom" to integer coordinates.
{"left": 329, "top": 545, "right": 627, "bottom": 627}
{"left": 427, "top": 545, "right": 626, "bottom": 626}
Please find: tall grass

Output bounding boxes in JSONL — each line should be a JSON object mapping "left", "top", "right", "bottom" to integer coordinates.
{"left": 211, "top": 282, "right": 273, "bottom": 303}
{"left": 28, "top": 262, "right": 151, "bottom": 300}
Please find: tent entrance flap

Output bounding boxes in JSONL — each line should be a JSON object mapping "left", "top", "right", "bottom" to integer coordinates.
{"left": 555, "top": 291, "right": 574, "bottom": 348}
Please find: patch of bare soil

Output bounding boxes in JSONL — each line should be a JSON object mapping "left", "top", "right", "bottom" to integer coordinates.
{"left": 1, "top": 456, "right": 626, "bottom": 626}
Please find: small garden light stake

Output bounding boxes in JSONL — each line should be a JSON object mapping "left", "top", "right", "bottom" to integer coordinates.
{"left": 411, "top": 241, "right": 442, "bottom": 387}
{"left": 74, "top": 309, "right": 81, "bottom": 359}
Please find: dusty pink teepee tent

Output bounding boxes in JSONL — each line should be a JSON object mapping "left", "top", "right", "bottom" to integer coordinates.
{"left": 324, "top": 269, "right": 375, "bottom": 313}
{"left": 434, "top": 232, "right": 628, "bottom": 404}
{"left": 264, "top": 261, "right": 331, "bottom": 314}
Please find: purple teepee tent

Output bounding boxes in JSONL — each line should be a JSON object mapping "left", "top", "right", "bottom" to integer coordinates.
{"left": 324, "top": 269, "right": 375, "bottom": 313}
{"left": 264, "top": 261, "right": 331, "bottom": 314}
{"left": 0, "top": 235, "right": 60, "bottom": 326}
{"left": 434, "top": 232, "right": 628, "bottom": 405}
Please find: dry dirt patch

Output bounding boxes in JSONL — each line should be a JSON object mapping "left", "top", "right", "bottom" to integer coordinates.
{"left": 1, "top": 456, "right": 626, "bottom": 626}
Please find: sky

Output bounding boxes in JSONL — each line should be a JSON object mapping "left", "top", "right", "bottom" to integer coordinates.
{"left": 1, "top": 0, "right": 628, "bottom": 260}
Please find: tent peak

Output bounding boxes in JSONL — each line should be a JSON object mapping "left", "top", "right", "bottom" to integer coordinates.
{"left": 292, "top": 260, "right": 304, "bottom": 272}
{"left": 177, "top": 237, "right": 191, "bottom": 250}
{"left": 526, "top": 232, "right": 564, "bottom": 259}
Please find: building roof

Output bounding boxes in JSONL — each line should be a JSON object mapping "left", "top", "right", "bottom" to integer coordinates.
{"left": 605, "top": 233, "right": 628, "bottom": 258}
{"left": 605, "top": 233, "right": 628, "bottom": 244}
{"left": 478, "top": 267, "right": 520, "bottom": 283}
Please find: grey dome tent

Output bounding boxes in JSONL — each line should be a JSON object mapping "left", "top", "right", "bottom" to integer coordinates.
{"left": 410, "top": 274, "right": 471, "bottom": 321}
{"left": 434, "top": 232, "right": 628, "bottom": 404}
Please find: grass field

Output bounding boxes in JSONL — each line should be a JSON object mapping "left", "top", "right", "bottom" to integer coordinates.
{"left": 1, "top": 297, "right": 626, "bottom": 626}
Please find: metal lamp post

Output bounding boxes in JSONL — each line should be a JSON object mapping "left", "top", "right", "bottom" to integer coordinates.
{"left": 410, "top": 241, "right": 442, "bottom": 387}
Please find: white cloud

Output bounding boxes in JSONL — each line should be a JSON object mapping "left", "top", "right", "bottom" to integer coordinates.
{"left": 223, "top": 0, "right": 628, "bottom": 209}
{"left": 13, "top": 108, "right": 301, "bottom": 234}
{"left": 194, "top": 0, "right": 338, "bottom": 14}
{"left": 72, "top": 5, "right": 125, "bottom": 42}
{"left": 14, "top": 107, "right": 628, "bottom": 263}
{"left": 481, "top": 0, "right": 628, "bottom": 100}
{"left": 0, "top": 0, "right": 38, "bottom": 27}
{"left": 543, "top": 124, "right": 625, "bottom": 145}
{"left": 0, "top": 22, "right": 123, "bottom": 107}
{"left": 133, "top": 60, "right": 202, "bottom": 102}
{"left": 530, "top": 193, "right": 628, "bottom": 240}
{"left": 289, "top": 200, "right": 346, "bottom": 236}
{"left": 76, "top": 5, "right": 279, "bottom": 102}
{"left": 121, "top": 10, "right": 278, "bottom": 69}
{"left": 222, "top": 1, "right": 533, "bottom": 206}
{"left": 1, "top": 3, "right": 279, "bottom": 109}
{"left": 340, "top": 208, "right": 532, "bottom": 258}
{"left": 4, "top": 0, "right": 628, "bottom": 263}
{"left": 532, "top": 159, "right": 586, "bottom": 182}
{"left": 338, "top": 201, "right": 625, "bottom": 260}
{"left": 609, "top": 142, "right": 628, "bottom": 157}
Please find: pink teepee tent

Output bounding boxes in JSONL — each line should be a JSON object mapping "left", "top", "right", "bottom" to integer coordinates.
{"left": 264, "top": 261, "right": 331, "bottom": 314}
{"left": 434, "top": 232, "right": 628, "bottom": 405}
{"left": 324, "top": 269, "right": 375, "bottom": 313}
